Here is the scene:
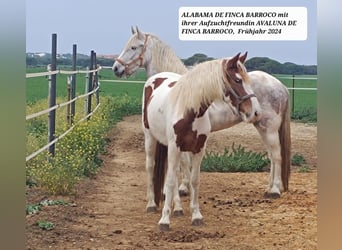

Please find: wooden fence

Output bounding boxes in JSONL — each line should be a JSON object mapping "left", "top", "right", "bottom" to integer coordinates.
{"left": 26, "top": 34, "right": 101, "bottom": 162}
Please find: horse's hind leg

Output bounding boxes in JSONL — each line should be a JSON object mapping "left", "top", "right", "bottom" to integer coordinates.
{"left": 254, "top": 120, "right": 283, "bottom": 198}
{"left": 172, "top": 177, "right": 184, "bottom": 216}
{"left": 144, "top": 132, "right": 158, "bottom": 212}
{"left": 189, "top": 151, "right": 205, "bottom": 226}
{"left": 159, "top": 144, "right": 181, "bottom": 231}
{"left": 178, "top": 152, "right": 191, "bottom": 196}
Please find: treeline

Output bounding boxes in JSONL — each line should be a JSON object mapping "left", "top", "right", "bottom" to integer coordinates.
{"left": 245, "top": 57, "right": 317, "bottom": 75}
{"left": 26, "top": 52, "right": 317, "bottom": 75}
{"left": 182, "top": 53, "right": 215, "bottom": 66}
{"left": 26, "top": 53, "right": 114, "bottom": 68}
{"left": 182, "top": 53, "right": 317, "bottom": 75}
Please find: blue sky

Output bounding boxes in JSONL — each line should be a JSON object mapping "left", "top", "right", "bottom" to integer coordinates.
{"left": 26, "top": 0, "right": 316, "bottom": 65}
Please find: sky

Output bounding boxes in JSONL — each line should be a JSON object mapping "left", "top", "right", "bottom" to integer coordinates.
{"left": 26, "top": 0, "right": 317, "bottom": 65}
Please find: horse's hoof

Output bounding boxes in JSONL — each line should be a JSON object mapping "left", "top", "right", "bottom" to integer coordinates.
{"left": 159, "top": 223, "right": 170, "bottom": 232}
{"left": 173, "top": 210, "right": 184, "bottom": 217}
{"left": 146, "top": 206, "right": 157, "bottom": 213}
{"left": 264, "top": 192, "right": 281, "bottom": 199}
{"left": 192, "top": 218, "right": 204, "bottom": 226}
{"left": 179, "top": 190, "right": 188, "bottom": 197}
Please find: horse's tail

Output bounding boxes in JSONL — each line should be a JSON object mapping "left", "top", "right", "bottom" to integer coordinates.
{"left": 279, "top": 98, "right": 291, "bottom": 191}
{"left": 153, "top": 142, "right": 168, "bottom": 207}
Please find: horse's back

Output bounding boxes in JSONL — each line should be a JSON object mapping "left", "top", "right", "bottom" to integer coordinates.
{"left": 143, "top": 71, "right": 181, "bottom": 113}
{"left": 145, "top": 72, "right": 181, "bottom": 86}
{"left": 249, "top": 71, "right": 288, "bottom": 94}
{"left": 248, "top": 71, "right": 289, "bottom": 108}
{"left": 143, "top": 72, "right": 181, "bottom": 106}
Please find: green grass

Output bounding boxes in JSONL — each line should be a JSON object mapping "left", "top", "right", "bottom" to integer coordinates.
{"left": 27, "top": 68, "right": 316, "bottom": 118}
{"left": 98, "top": 68, "right": 145, "bottom": 99}
{"left": 274, "top": 74, "right": 317, "bottom": 112}
{"left": 26, "top": 67, "right": 146, "bottom": 104}
{"left": 26, "top": 67, "right": 90, "bottom": 104}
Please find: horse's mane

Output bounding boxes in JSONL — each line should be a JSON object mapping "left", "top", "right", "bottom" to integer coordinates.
{"left": 170, "top": 58, "right": 250, "bottom": 116}
{"left": 147, "top": 33, "right": 188, "bottom": 75}
{"left": 169, "top": 59, "right": 225, "bottom": 114}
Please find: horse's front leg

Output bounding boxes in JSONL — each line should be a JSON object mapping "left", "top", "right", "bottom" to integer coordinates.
{"left": 189, "top": 150, "right": 206, "bottom": 226}
{"left": 158, "top": 144, "right": 181, "bottom": 231}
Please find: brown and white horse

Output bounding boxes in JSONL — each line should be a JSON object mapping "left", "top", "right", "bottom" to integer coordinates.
{"left": 113, "top": 27, "right": 291, "bottom": 200}
{"left": 142, "top": 54, "right": 260, "bottom": 230}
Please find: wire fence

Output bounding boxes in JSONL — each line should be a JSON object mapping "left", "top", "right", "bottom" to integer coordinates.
{"left": 100, "top": 74, "right": 317, "bottom": 113}
{"left": 277, "top": 75, "right": 317, "bottom": 113}
{"left": 26, "top": 34, "right": 101, "bottom": 162}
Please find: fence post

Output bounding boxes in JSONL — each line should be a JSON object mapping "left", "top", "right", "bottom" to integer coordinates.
{"left": 66, "top": 76, "right": 71, "bottom": 127}
{"left": 292, "top": 74, "right": 295, "bottom": 114}
{"left": 93, "top": 52, "right": 100, "bottom": 105}
{"left": 71, "top": 44, "right": 77, "bottom": 124}
{"left": 48, "top": 33, "right": 57, "bottom": 156}
{"left": 86, "top": 50, "right": 94, "bottom": 119}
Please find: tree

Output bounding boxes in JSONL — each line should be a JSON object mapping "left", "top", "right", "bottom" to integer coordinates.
{"left": 183, "top": 53, "right": 214, "bottom": 66}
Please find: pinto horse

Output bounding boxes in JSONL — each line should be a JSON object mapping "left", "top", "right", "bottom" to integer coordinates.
{"left": 142, "top": 53, "right": 260, "bottom": 230}
{"left": 113, "top": 27, "right": 291, "bottom": 199}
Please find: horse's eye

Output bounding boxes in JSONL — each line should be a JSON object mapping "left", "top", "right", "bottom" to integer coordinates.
{"left": 235, "top": 78, "right": 242, "bottom": 84}
{"left": 131, "top": 46, "right": 137, "bottom": 51}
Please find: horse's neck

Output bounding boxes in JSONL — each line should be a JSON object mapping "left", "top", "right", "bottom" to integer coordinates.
{"left": 208, "top": 102, "right": 242, "bottom": 132}
{"left": 172, "top": 60, "right": 224, "bottom": 115}
{"left": 145, "top": 38, "right": 187, "bottom": 78}
{"left": 145, "top": 64, "right": 160, "bottom": 78}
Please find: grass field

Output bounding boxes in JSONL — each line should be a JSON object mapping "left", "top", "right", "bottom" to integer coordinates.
{"left": 26, "top": 67, "right": 316, "bottom": 114}
{"left": 275, "top": 74, "right": 317, "bottom": 111}
{"left": 26, "top": 67, "right": 146, "bottom": 104}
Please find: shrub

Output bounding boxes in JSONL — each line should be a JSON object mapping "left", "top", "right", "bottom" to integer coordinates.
{"left": 37, "top": 221, "right": 55, "bottom": 230}
{"left": 291, "top": 107, "right": 317, "bottom": 123}
{"left": 291, "top": 153, "right": 306, "bottom": 166}
{"left": 298, "top": 165, "right": 311, "bottom": 173}
{"left": 200, "top": 144, "right": 270, "bottom": 172}
{"left": 26, "top": 95, "right": 141, "bottom": 194}
{"left": 26, "top": 199, "right": 68, "bottom": 215}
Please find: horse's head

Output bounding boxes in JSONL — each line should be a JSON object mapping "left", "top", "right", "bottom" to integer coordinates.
{"left": 113, "top": 26, "right": 149, "bottom": 77}
{"left": 223, "top": 52, "right": 261, "bottom": 123}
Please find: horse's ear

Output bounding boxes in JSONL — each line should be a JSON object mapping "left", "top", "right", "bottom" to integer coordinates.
{"left": 131, "top": 26, "right": 136, "bottom": 34}
{"left": 226, "top": 52, "right": 241, "bottom": 69}
{"left": 239, "top": 52, "right": 248, "bottom": 64}
{"left": 136, "top": 26, "right": 144, "bottom": 40}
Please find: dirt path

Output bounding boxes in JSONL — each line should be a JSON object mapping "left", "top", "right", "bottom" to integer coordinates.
{"left": 26, "top": 115, "right": 317, "bottom": 249}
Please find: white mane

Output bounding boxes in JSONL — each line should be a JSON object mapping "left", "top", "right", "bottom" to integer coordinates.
{"left": 169, "top": 59, "right": 225, "bottom": 114}
{"left": 134, "top": 33, "right": 186, "bottom": 77}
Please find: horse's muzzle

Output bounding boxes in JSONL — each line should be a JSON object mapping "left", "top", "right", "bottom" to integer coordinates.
{"left": 113, "top": 65, "right": 125, "bottom": 78}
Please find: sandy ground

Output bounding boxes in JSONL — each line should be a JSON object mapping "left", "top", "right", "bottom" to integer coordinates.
{"left": 26, "top": 115, "right": 317, "bottom": 249}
